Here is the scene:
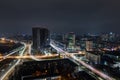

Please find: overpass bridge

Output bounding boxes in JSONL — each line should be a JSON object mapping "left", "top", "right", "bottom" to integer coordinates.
{"left": 0, "top": 54, "right": 59, "bottom": 59}
{"left": 0, "top": 39, "right": 115, "bottom": 80}
{"left": 49, "top": 40, "right": 114, "bottom": 80}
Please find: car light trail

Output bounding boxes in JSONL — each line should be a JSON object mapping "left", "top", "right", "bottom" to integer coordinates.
{"left": 50, "top": 40, "right": 115, "bottom": 80}
{"left": 0, "top": 42, "right": 26, "bottom": 80}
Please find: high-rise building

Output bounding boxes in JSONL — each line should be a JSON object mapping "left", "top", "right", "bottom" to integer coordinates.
{"left": 67, "top": 32, "right": 75, "bottom": 51}
{"left": 86, "top": 41, "right": 93, "bottom": 51}
{"left": 32, "top": 27, "right": 50, "bottom": 50}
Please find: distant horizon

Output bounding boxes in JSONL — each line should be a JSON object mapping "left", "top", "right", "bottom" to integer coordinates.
{"left": 0, "top": 30, "right": 119, "bottom": 37}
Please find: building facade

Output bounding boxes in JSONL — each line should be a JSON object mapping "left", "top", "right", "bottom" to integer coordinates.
{"left": 32, "top": 27, "right": 50, "bottom": 50}
{"left": 66, "top": 32, "right": 76, "bottom": 51}
{"left": 86, "top": 41, "right": 93, "bottom": 51}
{"left": 86, "top": 51, "right": 101, "bottom": 64}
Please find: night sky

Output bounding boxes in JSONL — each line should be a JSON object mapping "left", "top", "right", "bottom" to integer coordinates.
{"left": 0, "top": 0, "right": 120, "bottom": 34}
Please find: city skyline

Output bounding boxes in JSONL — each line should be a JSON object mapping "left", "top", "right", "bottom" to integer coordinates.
{"left": 1, "top": 1, "right": 120, "bottom": 80}
{"left": 0, "top": 0, "right": 120, "bottom": 34}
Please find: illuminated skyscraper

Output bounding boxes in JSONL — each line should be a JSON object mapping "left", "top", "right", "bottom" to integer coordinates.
{"left": 86, "top": 41, "right": 93, "bottom": 51}
{"left": 32, "top": 27, "right": 50, "bottom": 50}
{"left": 67, "top": 32, "right": 75, "bottom": 51}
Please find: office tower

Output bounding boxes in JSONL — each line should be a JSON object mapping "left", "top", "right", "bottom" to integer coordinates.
{"left": 67, "top": 32, "right": 75, "bottom": 51}
{"left": 86, "top": 41, "right": 93, "bottom": 51}
{"left": 32, "top": 27, "right": 50, "bottom": 50}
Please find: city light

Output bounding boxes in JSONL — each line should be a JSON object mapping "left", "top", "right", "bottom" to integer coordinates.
{"left": 0, "top": 0, "right": 120, "bottom": 79}
{"left": 1, "top": 38, "right": 5, "bottom": 41}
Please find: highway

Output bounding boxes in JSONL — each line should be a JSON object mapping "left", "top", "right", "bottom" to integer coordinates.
{"left": 0, "top": 39, "right": 115, "bottom": 80}
{"left": 0, "top": 55, "right": 59, "bottom": 59}
{"left": 0, "top": 42, "right": 24, "bottom": 61}
{"left": 3, "top": 47, "right": 24, "bottom": 59}
{"left": 0, "top": 42, "right": 27, "bottom": 80}
{"left": 28, "top": 43, "right": 61, "bottom": 61}
{"left": 50, "top": 40, "right": 114, "bottom": 80}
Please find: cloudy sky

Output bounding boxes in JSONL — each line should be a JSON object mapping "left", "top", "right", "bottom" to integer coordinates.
{"left": 0, "top": 0, "right": 120, "bottom": 34}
